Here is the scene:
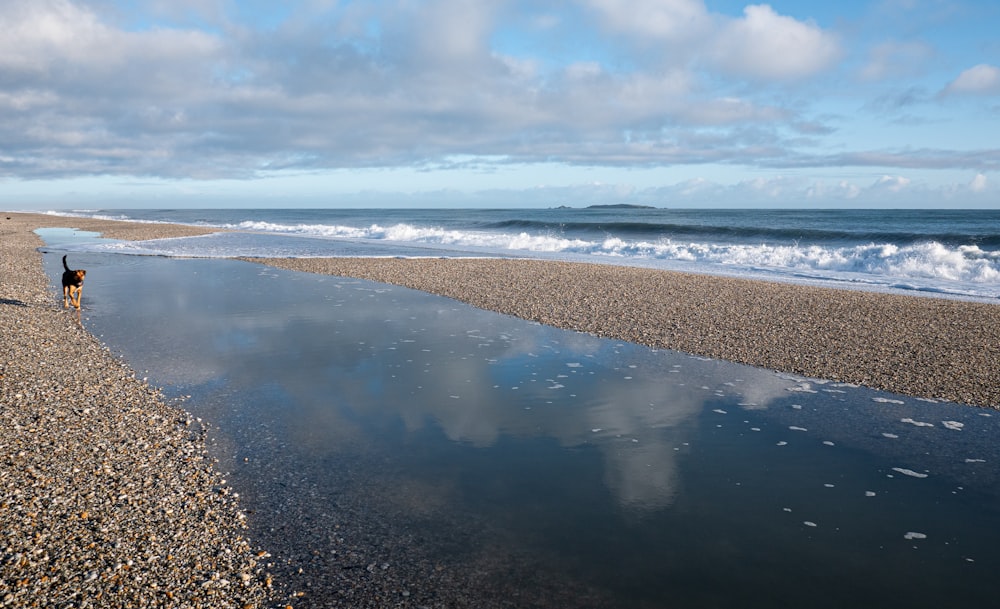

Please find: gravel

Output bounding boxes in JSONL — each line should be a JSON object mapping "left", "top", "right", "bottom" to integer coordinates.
{"left": 1, "top": 214, "right": 277, "bottom": 608}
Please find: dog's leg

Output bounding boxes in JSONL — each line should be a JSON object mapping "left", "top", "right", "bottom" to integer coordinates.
{"left": 63, "top": 285, "right": 69, "bottom": 308}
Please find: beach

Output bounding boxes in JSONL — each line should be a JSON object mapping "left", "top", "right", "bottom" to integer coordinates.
{"left": 1, "top": 214, "right": 273, "bottom": 608}
{"left": 4, "top": 210, "right": 1000, "bottom": 607}
{"left": 20, "top": 208, "right": 997, "bottom": 408}
{"left": 5, "top": 210, "right": 999, "bottom": 403}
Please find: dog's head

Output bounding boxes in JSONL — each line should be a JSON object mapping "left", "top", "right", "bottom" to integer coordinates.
{"left": 73, "top": 270, "right": 86, "bottom": 284}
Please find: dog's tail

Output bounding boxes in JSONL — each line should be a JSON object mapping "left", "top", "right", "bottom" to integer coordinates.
{"left": 63, "top": 255, "right": 71, "bottom": 272}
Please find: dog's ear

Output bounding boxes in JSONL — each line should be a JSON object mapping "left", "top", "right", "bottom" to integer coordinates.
{"left": 79, "top": 270, "right": 86, "bottom": 277}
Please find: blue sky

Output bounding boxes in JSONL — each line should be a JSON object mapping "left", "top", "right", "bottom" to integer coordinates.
{"left": 1, "top": 0, "right": 998, "bottom": 208}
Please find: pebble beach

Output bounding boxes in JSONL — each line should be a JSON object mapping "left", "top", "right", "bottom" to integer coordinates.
{"left": 1, "top": 214, "right": 274, "bottom": 608}
{"left": 3, "top": 210, "right": 1000, "bottom": 606}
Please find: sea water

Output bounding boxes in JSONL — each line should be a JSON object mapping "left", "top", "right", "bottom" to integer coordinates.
{"left": 43, "top": 207, "right": 1000, "bottom": 301}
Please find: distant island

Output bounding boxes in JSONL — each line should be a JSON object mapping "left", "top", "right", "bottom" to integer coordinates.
{"left": 550, "top": 204, "right": 658, "bottom": 210}
{"left": 586, "top": 204, "right": 656, "bottom": 209}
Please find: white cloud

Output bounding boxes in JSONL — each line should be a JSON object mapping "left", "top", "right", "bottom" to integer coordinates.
{"left": 0, "top": 0, "right": 105, "bottom": 73}
{"left": 585, "top": 0, "right": 710, "bottom": 42}
{"left": 0, "top": 0, "right": 222, "bottom": 120}
{"left": 859, "top": 40, "right": 934, "bottom": 82}
{"left": 677, "top": 96, "right": 788, "bottom": 125}
{"left": 674, "top": 177, "right": 717, "bottom": 196}
{"left": 584, "top": 1, "right": 839, "bottom": 82}
{"left": 943, "top": 64, "right": 1000, "bottom": 96}
{"left": 0, "top": 0, "right": 220, "bottom": 74}
{"left": 402, "top": 0, "right": 499, "bottom": 69}
{"left": 737, "top": 175, "right": 804, "bottom": 198}
{"left": 871, "top": 175, "right": 911, "bottom": 193}
{"left": 707, "top": 5, "right": 841, "bottom": 81}
{"left": 970, "top": 173, "right": 987, "bottom": 192}
{"left": 806, "top": 180, "right": 861, "bottom": 200}
{"left": 0, "top": 0, "right": 992, "bottom": 203}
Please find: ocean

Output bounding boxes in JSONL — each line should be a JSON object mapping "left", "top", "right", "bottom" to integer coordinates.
{"left": 45, "top": 207, "right": 1000, "bottom": 300}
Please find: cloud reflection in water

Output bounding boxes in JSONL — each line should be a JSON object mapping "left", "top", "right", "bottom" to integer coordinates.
{"left": 75, "top": 255, "right": 800, "bottom": 513}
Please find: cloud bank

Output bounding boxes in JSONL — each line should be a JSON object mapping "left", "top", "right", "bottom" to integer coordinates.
{"left": 0, "top": 0, "right": 997, "bottom": 205}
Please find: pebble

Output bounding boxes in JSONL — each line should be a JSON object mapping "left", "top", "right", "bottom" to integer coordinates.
{"left": 1, "top": 215, "right": 274, "bottom": 608}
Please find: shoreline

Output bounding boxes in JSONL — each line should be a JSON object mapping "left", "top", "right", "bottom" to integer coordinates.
{"left": 1, "top": 213, "right": 274, "bottom": 607}
{"left": 246, "top": 256, "right": 1000, "bottom": 408}
{"left": 6, "top": 211, "right": 999, "bottom": 406}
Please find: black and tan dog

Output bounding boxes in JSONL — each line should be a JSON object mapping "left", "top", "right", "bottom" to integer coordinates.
{"left": 61, "top": 255, "right": 86, "bottom": 309}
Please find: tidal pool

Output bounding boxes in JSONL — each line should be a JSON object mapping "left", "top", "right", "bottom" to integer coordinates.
{"left": 42, "top": 246, "right": 1000, "bottom": 608}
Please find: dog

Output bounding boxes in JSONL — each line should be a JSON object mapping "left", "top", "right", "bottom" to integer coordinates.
{"left": 61, "top": 255, "right": 86, "bottom": 309}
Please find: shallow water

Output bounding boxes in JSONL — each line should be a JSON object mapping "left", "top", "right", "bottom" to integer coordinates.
{"left": 40, "top": 240, "right": 1000, "bottom": 608}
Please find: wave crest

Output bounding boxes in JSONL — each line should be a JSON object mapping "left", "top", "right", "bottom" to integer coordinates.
{"left": 234, "top": 220, "right": 999, "bottom": 287}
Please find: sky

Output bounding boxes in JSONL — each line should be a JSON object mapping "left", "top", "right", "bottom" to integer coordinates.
{"left": 1, "top": 0, "right": 999, "bottom": 209}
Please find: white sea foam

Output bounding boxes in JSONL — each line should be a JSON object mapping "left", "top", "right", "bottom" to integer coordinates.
{"left": 787, "top": 385, "right": 818, "bottom": 394}
{"left": 46, "top": 210, "right": 1000, "bottom": 300}
{"left": 942, "top": 421, "right": 964, "bottom": 431}
{"left": 237, "top": 222, "right": 999, "bottom": 289}
{"left": 901, "top": 418, "right": 934, "bottom": 428}
{"left": 904, "top": 532, "right": 927, "bottom": 540}
{"left": 873, "top": 397, "right": 906, "bottom": 404}
{"left": 892, "top": 467, "right": 928, "bottom": 478}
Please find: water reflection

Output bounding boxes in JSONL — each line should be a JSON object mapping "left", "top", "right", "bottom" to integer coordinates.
{"left": 73, "top": 255, "right": 717, "bottom": 511}
{"left": 44, "top": 251, "right": 1000, "bottom": 609}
